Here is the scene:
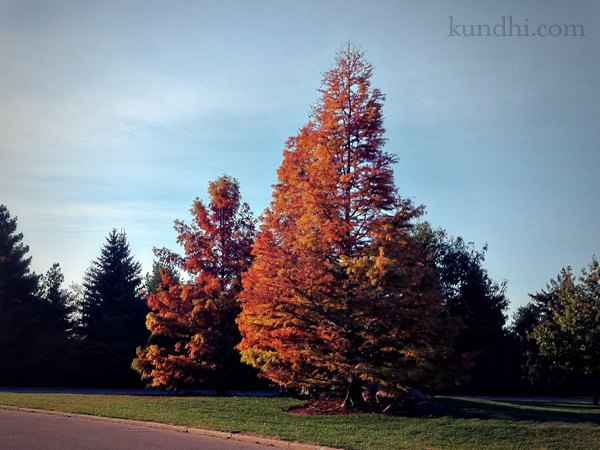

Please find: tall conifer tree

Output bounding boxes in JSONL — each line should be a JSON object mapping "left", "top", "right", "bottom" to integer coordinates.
{"left": 0, "top": 205, "right": 68, "bottom": 385}
{"left": 73, "top": 229, "right": 147, "bottom": 387}
{"left": 38, "top": 263, "right": 74, "bottom": 336}
{"left": 237, "top": 45, "right": 459, "bottom": 406}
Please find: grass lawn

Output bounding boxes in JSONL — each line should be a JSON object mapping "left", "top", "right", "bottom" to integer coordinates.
{"left": 1, "top": 393, "right": 600, "bottom": 449}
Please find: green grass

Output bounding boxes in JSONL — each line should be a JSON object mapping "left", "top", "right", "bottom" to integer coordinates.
{"left": 1, "top": 393, "right": 600, "bottom": 449}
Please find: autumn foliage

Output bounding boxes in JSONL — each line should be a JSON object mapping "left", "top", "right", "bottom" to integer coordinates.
{"left": 236, "top": 44, "right": 460, "bottom": 405}
{"left": 133, "top": 175, "right": 256, "bottom": 392}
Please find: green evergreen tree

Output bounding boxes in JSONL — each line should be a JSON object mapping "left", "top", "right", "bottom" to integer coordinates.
{"left": 0, "top": 205, "right": 68, "bottom": 385}
{"left": 38, "top": 263, "right": 74, "bottom": 336}
{"left": 73, "top": 229, "right": 147, "bottom": 387}
{"left": 0, "top": 205, "right": 39, "bottom": 310}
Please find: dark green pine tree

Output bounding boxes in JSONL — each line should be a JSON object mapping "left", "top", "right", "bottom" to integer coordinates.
{"left": 0, "top": 205, "right": 68, "bottom": 385}
{"left": 38, "top": 263, "right": 74, "bottom": 336}
{"left": 73, "top": 229, "right": 148, "bottom": 387}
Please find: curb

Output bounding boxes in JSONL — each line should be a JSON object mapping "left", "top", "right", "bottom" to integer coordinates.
{"left": 0, "top": 405, "right": 340, "bottom": 450}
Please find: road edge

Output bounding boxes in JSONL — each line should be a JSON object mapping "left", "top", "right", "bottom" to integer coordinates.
{"left": 0, "top": 404, "right": 340, "bottom": 450}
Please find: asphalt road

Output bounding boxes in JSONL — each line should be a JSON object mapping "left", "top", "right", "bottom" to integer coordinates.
{"left": 0, "top": 408, "right": 276, "bottom": 450}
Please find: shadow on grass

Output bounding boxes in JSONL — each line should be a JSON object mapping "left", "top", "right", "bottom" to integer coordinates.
{"left": 438, "top": 397, "right": 600, "bottom": 425}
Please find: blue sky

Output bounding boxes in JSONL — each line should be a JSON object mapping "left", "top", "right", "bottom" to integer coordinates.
{"left": 1, "top": 0, "right": 598, "bottom": 320}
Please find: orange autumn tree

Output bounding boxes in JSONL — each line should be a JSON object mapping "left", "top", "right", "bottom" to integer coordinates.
{"left": 133, "top": 175, "right": 256, "bottom": 393}
{"left": 237, "top": 44, "right": 460, "bottom": 406}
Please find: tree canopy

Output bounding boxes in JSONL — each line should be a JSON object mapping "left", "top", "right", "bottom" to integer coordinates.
{"left": 511, "top": 297, "right": 574, "bottom": 395}
{"left": 531, "top": 256, "right": 600, "bottom": 404}
{"left": 133, "top": 175, "right": 257, "bottom": 392}
{"left": 236, "top": 44, "right": 460, "bottom": 406}
{"left": 412, "top": 222, "right": 512, "bottom": 393}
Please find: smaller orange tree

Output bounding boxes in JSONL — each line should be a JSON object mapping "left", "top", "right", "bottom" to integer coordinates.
{"left": 132, "top": 175, "right": 256, "bottom": 393}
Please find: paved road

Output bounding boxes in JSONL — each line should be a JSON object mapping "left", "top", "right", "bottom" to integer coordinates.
{"left": 460, "top": 395, "right": 593, "bottom": 403}
{"left": 0, "top": 408, "right": 276, "bottom": 450}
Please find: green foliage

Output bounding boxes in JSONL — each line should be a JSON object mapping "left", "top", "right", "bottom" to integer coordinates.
{"left": 531, "top": 256, "right": 600, "bottom": 402}
{"left": 511, "top": 295, "right": 577, "bottom": 395}
{"left": 412, "top": 222, "right": 514, "bottom": 394}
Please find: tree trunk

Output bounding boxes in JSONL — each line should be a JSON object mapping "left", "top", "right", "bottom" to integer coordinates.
{"left": 593, "top": 370, "right": 598, "bottom": 406}
{"left": 342, "top": 382, "right": 364, "bottom": 408}
{"left": 216, "top": 384, "right": 229, "bottom": 397}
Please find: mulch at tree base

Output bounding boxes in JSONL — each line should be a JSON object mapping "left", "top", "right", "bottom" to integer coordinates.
{"left": 286, "top": 398, "right": 392, "bottom": 416}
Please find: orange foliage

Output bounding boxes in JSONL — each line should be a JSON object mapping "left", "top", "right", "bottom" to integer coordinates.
{"left": 133, "top": 175, "right": 255, "bottom": 391}
{"left": 237, "top": 44, "right": 460, "bottom": 401}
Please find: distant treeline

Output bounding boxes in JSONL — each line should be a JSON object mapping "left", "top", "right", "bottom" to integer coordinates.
{"left": 0, "top": 201, "right": 592, "bottom": 396}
